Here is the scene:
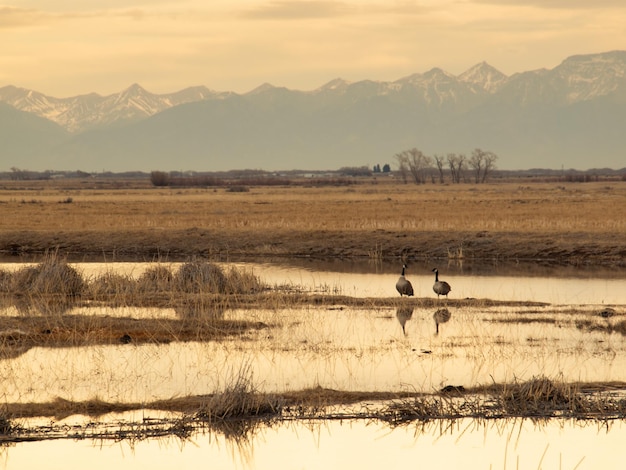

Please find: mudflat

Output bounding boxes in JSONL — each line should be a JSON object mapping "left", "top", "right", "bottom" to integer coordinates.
{"left": 0, "top": 178, "right": 624, "bottom": 265}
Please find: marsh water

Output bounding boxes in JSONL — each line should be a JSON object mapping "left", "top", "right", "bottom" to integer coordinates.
{"left": 1, "top": 260, "right": 625, "bottom": 469}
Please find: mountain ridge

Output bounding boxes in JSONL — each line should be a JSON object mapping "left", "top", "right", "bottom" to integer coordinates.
{"left": 1, "top": 50, "right": 626, "bottom": 171}
{"left": 3, "top": 50, "right": 626, "bottom": 132}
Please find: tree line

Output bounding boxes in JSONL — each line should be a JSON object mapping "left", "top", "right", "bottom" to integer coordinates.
{"left": 393, "top": 148, "right": 498, "bottom": 184}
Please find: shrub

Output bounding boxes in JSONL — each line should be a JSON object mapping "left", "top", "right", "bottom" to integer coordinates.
{"left": 150, "top": 171, "right": 170, "bottom": 187}
{"left": 176, "top": 260, "right": 227, "bottom": 293}
{"left": 88, "top": 272, "right": 136, "bottom": 296}
{"left": 11, "top": 255, "right": 84, "bottom": 296}
{"left": 223, "top": 267, "right": 265, "bottom": 294}
{"left": 136, "top": 265, "right": 174, "bottom": 293}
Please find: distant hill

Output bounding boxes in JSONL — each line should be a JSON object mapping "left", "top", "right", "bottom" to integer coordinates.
{"left": 0, "top": 103, "right": 68, "bottom": 168}
{"left": 2, "top": 50, "right": 626, "bottom": 172}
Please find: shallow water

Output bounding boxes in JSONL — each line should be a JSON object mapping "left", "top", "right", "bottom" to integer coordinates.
{"left": 3, "top": 260, "right": 624, "bottom": 304}
{"left": 1, "top": 304, "right": 624, "bottom": 402}
{"left": 79, "top": 260, "right": 626, "bottom": 304}
{"left": 0, "top": 260, "right": 625, "bottom": 468}
{"left": 252, "top": 263, "right": 625, "bottom": 304}
{"left": 2, "top": 417, "right": 624, "bottom": 470}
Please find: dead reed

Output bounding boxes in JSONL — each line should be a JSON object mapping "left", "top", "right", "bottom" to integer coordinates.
{"left": 3, "top": 257, "right": 266, "bottom": 310}
{"left": 381, "top": 376, "right": 626, "bottom": 426}
{"left": 1, "top": 377, "right": 626, "bottom": 443}
{"left": 195, "top": 366, "right": 283, "bottom": 422}
{"left": 10, "top": 253, "right": 84, "bottom": 297}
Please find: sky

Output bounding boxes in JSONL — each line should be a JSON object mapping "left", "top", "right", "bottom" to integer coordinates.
{"left": 1, "top": 0, "right": 625, "bottom": 97}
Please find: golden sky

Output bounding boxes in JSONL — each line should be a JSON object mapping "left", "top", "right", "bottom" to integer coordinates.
{"left": 2, "top": 0, "right": 625, "bottom": 97}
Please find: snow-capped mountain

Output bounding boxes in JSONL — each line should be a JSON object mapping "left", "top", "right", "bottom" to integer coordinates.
{"left": 0, "top": 83, "right": 224, "bottom": 133}
{"left": 3, "top": 51, "right": 625, "bottom": 133}
{"left": 1, "top": 50, "right": 626, "bottom": 171}
{"left": 458, "top": 62, "right": 508, "bottom": 93}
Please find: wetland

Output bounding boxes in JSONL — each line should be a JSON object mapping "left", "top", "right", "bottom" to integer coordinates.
{"left": 0, "top": 178, "right": 625, "bottom": 469}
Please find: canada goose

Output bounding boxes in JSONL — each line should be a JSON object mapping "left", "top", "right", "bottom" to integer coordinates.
{"left": 396, "top": 306, "right": 414, "bottom": 335}
{"left": 396, "top": 264, "right": 414, "bottom": 297}
{"left": 433, "top": 307, "right": 451, "bottom": 334}
{"left": 432, "top": 268, "right": 451, "bottom": 298}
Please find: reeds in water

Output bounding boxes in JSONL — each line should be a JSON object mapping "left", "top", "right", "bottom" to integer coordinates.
{"left": 1, "top": 257, "right": 267, "bottom": 314}
{"left": 10, "top": 253, "right": 84, "bottom": 297}
{"left": 196, "top": 366, "right": 283, "bottom": 422}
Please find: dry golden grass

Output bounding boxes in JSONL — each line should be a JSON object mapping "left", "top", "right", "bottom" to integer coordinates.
{"left": 0, "top": 180, "right": 624, "bottom": 233}
{"left": 2, "top": 376, "right": 626, "bottom": 443}
{"left": 0, "top": 180, "right": 624, "bottom": 263}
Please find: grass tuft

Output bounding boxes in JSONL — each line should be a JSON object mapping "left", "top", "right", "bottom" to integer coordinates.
{"left": 11, "top": 253, "right": 84, "bottom": 297}
{"left": 136, "top": 265, "right": 174, "bottom": 293}
{"left": 196, "top": 367, "right": 283, "bottom": 422}
{"left": 176, "top": 260, "right": 228, "bottom": 294}
{"left": 89, "top": 272, "right": 136, "bottom": 296}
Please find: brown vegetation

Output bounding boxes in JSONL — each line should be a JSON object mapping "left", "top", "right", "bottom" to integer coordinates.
{"left": 0, "top": 179, "right": 624, "bottom": 265}
{"left": 2, "top": 376, "right": 626, "bottom": 443}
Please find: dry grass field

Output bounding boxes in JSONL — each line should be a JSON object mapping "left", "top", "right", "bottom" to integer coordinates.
{"left": 0, "top": 178, "right": 624, "bottom": 264}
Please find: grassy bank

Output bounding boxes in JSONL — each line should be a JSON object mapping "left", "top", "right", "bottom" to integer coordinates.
{"left": 0, "top": 181, "right": 624, "bottom": 265}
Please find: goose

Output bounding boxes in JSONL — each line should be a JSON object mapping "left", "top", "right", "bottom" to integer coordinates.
{"left": 396, "top": 306, "right": 414, "bottom": 335}
{"left": 432, "top": 268, "right": 451, "bottom": 298}
{"left": 433, "top": 307, "right": 451, "bottom": 334}
{"left": 396, "top": 264, "right": 414, "bottom": 297}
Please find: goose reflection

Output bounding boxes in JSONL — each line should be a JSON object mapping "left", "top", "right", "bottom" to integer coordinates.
{"left": 396, "top": 306, "right": 414, "bottom": 335}
{"left": 433, "top": 307, "right": 451, "bottom": 335}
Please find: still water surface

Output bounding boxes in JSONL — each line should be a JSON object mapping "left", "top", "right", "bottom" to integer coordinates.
{"left": 0, "top": 261, "right": 625, "bottom": 469}
{"left": 63, "top": 260, "right": 626, "bottom": 304}
{"left": 3, "top": 302, "right": 625, "bottom": 402}
{"left": 2, "top": 418, "right": 623, "bottom": 470}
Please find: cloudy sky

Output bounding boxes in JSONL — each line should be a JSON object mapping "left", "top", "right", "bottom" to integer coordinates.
{"left": 1, "top": 0, "right": 625, "bottom": 97}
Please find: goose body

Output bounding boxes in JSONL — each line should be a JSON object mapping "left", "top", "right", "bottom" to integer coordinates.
{"left": 432, "top": 268, "right": 451, "bottom": 298}
{"left": 396, "top": 264, "right": 414, "bottom": 297}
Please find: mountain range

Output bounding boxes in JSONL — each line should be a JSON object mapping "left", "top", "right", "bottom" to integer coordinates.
{"left": 2, "top": 50, "right": 626, "bottom": 172}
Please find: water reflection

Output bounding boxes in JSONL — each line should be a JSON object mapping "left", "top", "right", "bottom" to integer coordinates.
{"left": 1, "top": 305, "right": 625, "bottom": 403}
{"left": 395, "top": 306, "right": 413, "bottom": 335}
{"left": 246, "top": 262, "right": 626, "bottom": 304}
{"left": 433, "top": 307, "right": 452, "bottom": 335}
{"left": 0, "top": 263, "right": 626, "bottom": 469}
{"left": 2, "top": 260, "right": 626, "bottom": 303}
{"left": 0, "top": 259, "right": 624, "bottom": 469}
{"left": 2, "top": 417, "right": 624, "bottom": 470}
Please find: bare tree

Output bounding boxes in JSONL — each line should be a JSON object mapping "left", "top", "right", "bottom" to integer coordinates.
{"left": 447, "top": 154, "right": 458, "bottom": 183}
{"left": 433, "top": 154, "right": 445, "bottom": 183}
{"left": 482, "top": 151, "right": 498, "bottom": 183}
{"left": 446, "top": 153, "right": 466, "bottom": 183}
{"left": 468, "top": 148, "right": 498, "bottom": 183}
{"left": 10, "top": 167, "right": 29, "bottom": 180}
{"left": 394, "top": 152, "right": 410, "bottom": 184}
{"left": 469, "top": 149, "right": 484, "bottom": 183}
{"left": 402, "top": 148, "right": 432, "bottom": 184}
